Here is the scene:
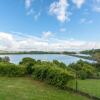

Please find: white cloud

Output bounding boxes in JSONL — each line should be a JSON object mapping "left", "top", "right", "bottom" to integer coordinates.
{"left": 93, "top": 0, "right": 100, "bottom": 12}
{"left": 26, "top": 9, "right": 34, "bottom": 15}
{"left": 60, "top": 28, "right": 66, "bottom": 32}
{"left": 83, "top": 9, "right": 90, "bottom": 15}
{"left": 72, "top": 0, "right": 85, "bottom": 8}
{"left": 0, "top": 32, "right": 13, "bottom": 41}
{"left": 26, "top": 9, "right": 41, "bottom": 20}
{"left": 25, "top": 0, "right": 40, "bottom": 20}
{"left": 94, "top": 7, "right": 100, "bottom": 12}
{"left": 34, "top": 12, "right": 41, "bottom": 20}
{"left": 42, "top": 31, "right": 53, "bottom": 39}
{"left": 80, "top": 18, "right": 93, "bottom": 24}
{"left": 0, "top": 32, "right": 100, "bottom": 51}
{"left": 49, "top": 0, "right": 70, "bottom": 23}
{"left": 25, "top": 0, "right": 33, "bottom": 9}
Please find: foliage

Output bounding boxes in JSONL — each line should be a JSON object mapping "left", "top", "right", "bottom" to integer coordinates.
{"left": 19, "top": 57, "right": 36, "bottom": 74}
{"left": 53, "top": 60, "right": 67, "bottom": 69}
{"left": 32, "top": 63, "right": 74, "bottom": 88}
{"left": 62, "top": 51, "right": 76, "bottom": 54}
{"left": 80, "top": 49, "right": 100, "bottom": 62}
{"left": 80, "top": 49, "right": 100, "bottom": 55}
{"left": 19, "top": 57, "right": 36, "bottom": 65}
{"left": 0, "top": 56, "right": 99, "bottom": 90}
{"left": 0, "top": 62, "right": 27, "bottom": 77}
{"left": 93, "top": 53, "right": 100, "bottom": 63}
{"left": 0, "top": 56, "right": 10, "bottom": 62}
{"left": 68, "top": 60, "right": 96, "bottom": 79}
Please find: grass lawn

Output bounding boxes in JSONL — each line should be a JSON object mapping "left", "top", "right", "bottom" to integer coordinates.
{"left": 78, "top": 79, "right": 100, "bottom": 98}
{"left": 0, "top": 77, "right": 89, "bottom": 100}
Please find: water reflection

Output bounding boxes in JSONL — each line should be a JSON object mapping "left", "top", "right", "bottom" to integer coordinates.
{"left": 0, "top": 54, "right": 95, "bottom": 65}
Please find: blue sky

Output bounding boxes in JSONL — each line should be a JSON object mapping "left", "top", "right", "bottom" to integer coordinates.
{"left": 0, "top": 0, "right": 100, "bottom": 51}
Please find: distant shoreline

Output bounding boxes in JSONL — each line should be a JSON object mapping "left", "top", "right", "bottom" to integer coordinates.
{"left": 69, "top": 54, "right": 95, "bottom": 61}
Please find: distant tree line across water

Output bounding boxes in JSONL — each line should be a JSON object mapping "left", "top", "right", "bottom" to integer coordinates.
{"left": 80, "top": 49, "right": 100, "bottom": 63}
{"left": 0, "top": 50, "right": 76, "bottom": 55}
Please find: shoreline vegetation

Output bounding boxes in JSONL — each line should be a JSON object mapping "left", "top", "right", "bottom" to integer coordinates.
{"left": 0, "top": 51, "right": 76, "bottom": 55}
{"left": 69, "top": 54, "right": 95, "bottom": 61}
{"left": 0, "top": 55, "right": 100, "bottom": 99}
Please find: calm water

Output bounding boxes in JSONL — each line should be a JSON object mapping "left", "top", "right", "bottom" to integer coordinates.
{"left": 0, "top": 54, "right": 95, "bottom": 65}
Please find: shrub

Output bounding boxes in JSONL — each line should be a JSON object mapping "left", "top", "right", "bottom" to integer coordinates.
{"left": 0, "top": 56, "right": 10, "bottom": 62}
{"left": 68, "top": 60, "right": 96, "bottom": 79}
{"left": 53, "top": 60, "right": 67, "bottom": 69}
{"left": 32, "top": 63, "right": 74, "bottom": 89}
{"left": 19, "top": 57, "right": 36, "bottom": 75}
{"left": 78, "top": 70, "right": 88, "bottom": 80}
{"left": 19, "top": 57, "right": 36, "bottom": 65}
{"left": 0, "top": 62, "right": 27, "bottom": 77}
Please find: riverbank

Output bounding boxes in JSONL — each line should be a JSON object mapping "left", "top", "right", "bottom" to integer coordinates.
{"left": 69, "top": 54, "right": 95, "bottom": 61}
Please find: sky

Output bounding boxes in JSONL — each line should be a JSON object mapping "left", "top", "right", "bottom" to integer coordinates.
{"left": 0, "top": 0, "right": 100, "bottom": 51}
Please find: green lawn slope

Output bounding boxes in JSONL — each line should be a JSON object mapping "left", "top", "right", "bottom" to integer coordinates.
{"left": 0, "top": 77, "right": 89, "bottom": 100}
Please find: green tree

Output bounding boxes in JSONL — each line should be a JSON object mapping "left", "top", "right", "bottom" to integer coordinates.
{"left": 19, "top": 57, "right": 36, "bottom": 75}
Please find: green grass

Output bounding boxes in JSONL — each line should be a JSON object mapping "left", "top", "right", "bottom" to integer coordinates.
{"left": 78, "top": 79, "right": 100, "bottom": 98}
{"left": 70, "top": 79, "right": 100, "bottom": 98}
{"left": 0, "top": 77, "right": 89, "bottom": 100}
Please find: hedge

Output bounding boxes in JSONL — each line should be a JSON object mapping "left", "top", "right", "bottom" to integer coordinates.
{"left": 0, "top": 62, "right": 27, "bottom": 77}
{"left": 32, "top": 64, "right": 74, "bottom": 88}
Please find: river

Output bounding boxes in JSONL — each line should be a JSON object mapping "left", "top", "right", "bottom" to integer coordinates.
{"left": 0, "top": 54, "right": 95, "bottom": 65}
